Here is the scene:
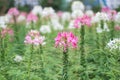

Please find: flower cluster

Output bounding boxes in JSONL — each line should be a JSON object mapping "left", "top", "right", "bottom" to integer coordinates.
{"left": 71, "top": 1, "right": 85, "bottom": 11}
{"left": 95, "top": 12, "right": 109, "bottom": 22}
{"left": 55, "top": 32, "right": 78, "bottom": 51}
{"left": 96, "top": 22, "right": 110, "bottom": 33}
{"left": 24, "top": 30, "right": 45, "bottom": 45}
{"left": 106, "top": 38, "right": 120, "bottom": 51}
{"left": 14, "top": 55, "right": 23, "bottom": 62}
{"left": 27, "top": 13, "right": 38, "bottom": 22}
{"left": 74, "top": 15, "right": 91, "bottom": 28}
{"left": 115, "top": 25, "right": 120, "bottom": 30}
{"left": 40, "top": 25, "right": 51, "bottom": 34}
{"left": 1, "top": 28, "right": 14, "bottom": 38}
{"left": 7, "top": 7, "right": 19, "bottom": 16}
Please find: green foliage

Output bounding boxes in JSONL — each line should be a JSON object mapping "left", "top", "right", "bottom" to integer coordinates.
{"left": 0, "top": 19, "right": 120, "bottom": 80}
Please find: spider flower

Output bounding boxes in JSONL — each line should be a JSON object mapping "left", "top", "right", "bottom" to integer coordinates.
{"left": 24, "top": 30, "right": 45, "bottom": 45}
{"left": 7, "top": 7, "right": 19, "bottom": 16}
{"left": 106, "top": 38, "right": 120, "bottom": 51}
{"left": 1, "top": 28, "right": 14, "bottom": 38}
{"left": 74, "top": 15, "right": 91, "bottom": 28}
{"left": 27, "top": 13, "right": 38, "bottom": 22}
{"left": 55, "top": 32, "right": 78, "bottom": 51}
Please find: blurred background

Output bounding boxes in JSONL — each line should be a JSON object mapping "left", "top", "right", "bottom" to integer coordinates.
{"left": 0, "top": 0, "right": 120, "bottom": 15}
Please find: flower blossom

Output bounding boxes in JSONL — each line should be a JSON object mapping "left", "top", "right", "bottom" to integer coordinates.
{"left": 40, "top": 25, "right": 51, "bottom": 34}
{"left": 1, "top": 28, "right": 14, "bottom": 38}
{"left": 106, "top": 38, "right": 120, "bottom": 51}
{"left": 27, "top": 13, "right": 38, "bottom": 22}
{"left": 71, "top": 1, "right": 85, "bottom": 11}
{"left": 14, "top": 55, "right": 23, "bottom": 62}
{"left": 95, "top": 12, "right": 109, "bottom": 22}
{"left": 101, "top": 7, "right": 110, "bottom": 13}
{"left": 24, "top": 30, "right": 45, "bottom": 45}
{"left": 55, "top": 32, "right": 78, "bottom": 51}
{"left": 31, "top": 5, "right": 42, "bottom": 16}
{"left": 7, "top": 7, "right": 19, "bottom": 16}
{"left": 74, "top": 15, "right": 91, "bottom": 28}
{"left": 115, "top": 25, "right": 120, "bottom": 31}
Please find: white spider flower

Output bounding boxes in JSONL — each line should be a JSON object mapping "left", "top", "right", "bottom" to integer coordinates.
{"left": 31, "top": 5, "right": 42, "bottom": 16}
{"left": 61, "top": 12, "right": 71, "bottom": 23}
{"left": 106, "top": 38, "right": 120, "bottom": 51}
{"left": 71, "top": 10, "right": 84, "bottom": 19}
{"left": 41, "top": 7, "right": 55, "bottom": 18}
{"left": 85, "top": 10, "right": 94, "bottom": 17}
{"left": 68, "top": 20, "right": 75, "bottom": 29}
{"left": 96, "top": 22, "right": 109, "bottom": 33}
{"left": 91, "top": 16, "right": 99, "bottom": 24}
{"left": 95, "top": 12, "right": 109, "bottom": 22}
{"left": 0, "top": 16, "right": 8, "bottom": 28}
{"left": 40, "top": 25, "right": 51, "bottom": 34}
{"left": 17, "top": 15, "right": 26, "bottom": 22}
{"left": 51, "top": 20, "right": 64, "bottom": 30}
{"left": 71, "top": 1, "right": 85, "bottom": 11}
{"left": 50, "top": 13, "right": 59, "bottom": 21}
{"left": 14, "top": 55, "right": 23, "bottom": 62}
{"left": 115, "top": 12, "right": 120, "bottom": 23}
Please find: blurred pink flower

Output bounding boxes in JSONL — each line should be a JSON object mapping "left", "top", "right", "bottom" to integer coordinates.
{"left": 24, "top": 30, "right": 45, "bottom": 45}
{"left": 7, "top": 7, "right": 19, "bottom": 16}
{"left": 101, "top": 7, "right": 110, "bottom": 13}
{"left": 57, "top": 11, "right": 63, "bottom": 17}
{"left": 20, "top": 12, "right": 27, "bottom": 17}
{"left": 101, "top": 8, "right": 117, "bottom": 20}
{"left": 55, "top": 32, "right": 78, "bottom": 51}
{"left": 74, "top": 18, "right": 81, "bottom": 28}
{"left": 109, "top": 10, "right": 117, "bottom": 20}
{"left": 115, "top": 25, "right": 120, "bottom": 30}
{"left": 1, "top": 28, "right": 14, "bottom": 38}
{"left": 27, "top": 13, "right": 38, "bottom": 22}
{"left": 74, "top": 15, "right": 91, "bottom": 28}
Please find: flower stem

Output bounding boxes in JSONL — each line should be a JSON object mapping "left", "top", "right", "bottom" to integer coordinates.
{"left": 62, "top": 48, "right": 68, "bottom": 80}
{"left": 96, "top": 32, "right": 100, "bottom": 49}
{"left": 27, "top": 45, "right": 33, "bottom": 80}
{"left": 39, "top": 45, "right": 45, "bottom": 80}
{"left": 80, "top": 25, "right": 86, "bottom": 79}
{"left": 13, "top": 15, "right": 19, "bottom": 41}
{"left": 31, "top": 21, "right": 34, "bottom": 29}
{"left": 0, "top": 38, "right": 5, "bottom": 62}
{"left": 100, "top": 21, "right": 105, "bottom": 49}
{"left": 110, "top": 21, "right": 115, "bottom": 40}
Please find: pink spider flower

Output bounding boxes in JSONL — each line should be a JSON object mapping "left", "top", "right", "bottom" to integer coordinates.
{"left": 7, "top": 7, "right": 19, "bottom": 16}
{"left": 20, "top": 12, "right": 27, "bottom": 17}
{"left": 74, "top": 15, "right": 91, "bottom": 28}
{"left": 115, "top": 25, "right": 120, "bottom": 31}
{"left": 55, "top": 32, "right": 78, "bottom": 52}
{"left": 101, "top": 7, "right": 110, "bottom": 13}
{"left": 108, "top": 10, "right": 117, "bottom": 20}
{"left": 27, "top": 13, "right": 38, "bottom": 22}
{"left": 57, "top": 11, "right": 63, "bottom": 17}
{"left": 1, "top": 28, "right": 14, "bottom": 38}
{"left": 24, "top": 30, "right": 45, "bottom": 45}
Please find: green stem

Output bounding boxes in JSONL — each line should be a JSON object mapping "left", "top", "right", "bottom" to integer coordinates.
{"left": 31, "top": 21, "right": 34, "bottom": 29}
{"left": 62, "top": 48, "right": 68, "bottom": 80}
{"left": 110, "top": 21, "right": 115, "bottom": 40}
{"left": 1, "top": 38, "right": 5, "bottom": 62}
{"left": 96, "top": 32, "right": 100, "bottom": 49}
{"left": 28, "top": 45, "right": 33, "bottom": 80}
{"left": 80, "top": 25, "right": 88, "bottom": 80}
{"left": 13, "top": 15, "right": 19, "bottom": 41}
{"left": 80, "top": 25, "right": 85, "bottom": 66}
{"left": 100, "top": 21, "right": 105, "bottom": 49}
{"left": 39, "top": 45, "right": 45, "bottom": 80}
